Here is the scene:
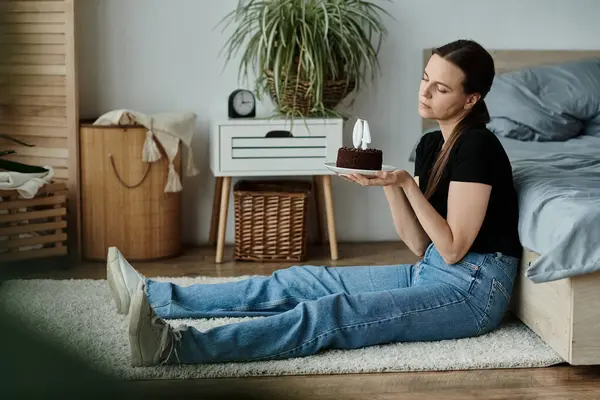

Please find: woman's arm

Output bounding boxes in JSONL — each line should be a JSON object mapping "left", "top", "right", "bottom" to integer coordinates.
{"left": 402, "top": 178, "right": 491, "bottom": 264}
{"left": 345, "top": 169, "right": 491, "bottom": 263}
{"left": 383, "top": 180, "right": 431, "bottom": 256}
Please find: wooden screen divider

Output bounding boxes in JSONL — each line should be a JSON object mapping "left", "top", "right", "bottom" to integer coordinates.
{"left": 0, "top": 0, "right": 80, "bottom": 262}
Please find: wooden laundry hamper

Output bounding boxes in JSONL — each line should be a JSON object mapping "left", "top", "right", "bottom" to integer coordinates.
{"left": 0, "top": 182, "right": 69, "bottom": 263}
{"left": 233, "top": 180, "right": 311, "bottom": 262}
{"left": 79, "top": 122, "right": 182, "bottom": 261}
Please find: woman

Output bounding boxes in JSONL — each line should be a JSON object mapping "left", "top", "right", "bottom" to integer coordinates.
{"left": 108, "top": 39, "right": 522, "bottom": 367}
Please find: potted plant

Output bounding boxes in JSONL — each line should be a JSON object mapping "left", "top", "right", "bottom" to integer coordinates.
{"left": 219, "top": 0, "right": 391, "bottom": 118}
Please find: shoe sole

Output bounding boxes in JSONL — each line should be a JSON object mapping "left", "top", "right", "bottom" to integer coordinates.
{"left": 106, "top": 247, "right": 129, "bottom": 315}
{"left": 128, "top": 282, "right": 145, "bottom": 367}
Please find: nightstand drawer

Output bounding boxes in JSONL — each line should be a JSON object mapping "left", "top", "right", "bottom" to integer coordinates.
{"left": 223, "top": 123, "right": 330, "bottom": 139}
{"left": 231, "top": 136, "right": 327, "bottom": 158}
{"left": 232, "top": 147, "right": 325, "bottom": 158}
{"left": 218, "top": 122, "right": 340, "bottom": 173}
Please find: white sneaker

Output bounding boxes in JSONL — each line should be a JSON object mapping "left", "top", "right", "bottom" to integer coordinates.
{"left": 106, "top": 247, "right": 144, "bottom": 315}
{"left": 129, "top": 281, "right": 184, "bottom": 367}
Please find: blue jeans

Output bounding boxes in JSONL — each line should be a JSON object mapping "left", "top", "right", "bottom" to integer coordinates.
{"left": 145, "top": 244, "right": 519, "bottom": 364}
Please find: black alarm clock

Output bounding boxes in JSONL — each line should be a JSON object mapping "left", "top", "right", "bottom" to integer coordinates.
{"left": 228, "top": 89, "right": 256, "bottom": 118}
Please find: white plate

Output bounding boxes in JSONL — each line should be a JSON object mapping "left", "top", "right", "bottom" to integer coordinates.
{"left": 324, "top": 162, "right": 397, "bottom": 176}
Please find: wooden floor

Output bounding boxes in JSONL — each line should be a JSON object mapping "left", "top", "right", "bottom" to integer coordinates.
{"left": 3, "top": 242, "right": 600, "bottom": 399}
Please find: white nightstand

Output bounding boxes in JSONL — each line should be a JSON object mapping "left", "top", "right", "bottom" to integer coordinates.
{"left": 208, "top": 117, "right": 343, "bottom": 263}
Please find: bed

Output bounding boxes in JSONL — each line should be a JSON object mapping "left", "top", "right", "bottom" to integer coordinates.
{"left": 420, "top": 49, "right": 600, "bottom": 365}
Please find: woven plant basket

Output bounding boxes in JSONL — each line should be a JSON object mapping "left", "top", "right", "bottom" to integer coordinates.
{"left": 234, "top": 180, "right": 311, "bottom": 262}
{"left": 265, "top": 69, "right": 355, "bottom": 115}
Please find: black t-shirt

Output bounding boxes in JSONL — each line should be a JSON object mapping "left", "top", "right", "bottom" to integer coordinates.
{"left": 414, "top": 124, "right": 522, "bottom": 258}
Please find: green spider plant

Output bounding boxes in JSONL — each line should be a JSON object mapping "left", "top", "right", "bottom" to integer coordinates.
{"left": 218, "top": 0, "right": 392, "bottom": 118}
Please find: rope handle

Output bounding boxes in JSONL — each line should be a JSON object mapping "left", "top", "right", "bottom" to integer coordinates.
{"left": 108, "top": 154, "right": 151, "bottom": 189}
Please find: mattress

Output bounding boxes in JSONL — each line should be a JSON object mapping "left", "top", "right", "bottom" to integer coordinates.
{"left": 498, "top": 135, "right": 600, "bottom": 283}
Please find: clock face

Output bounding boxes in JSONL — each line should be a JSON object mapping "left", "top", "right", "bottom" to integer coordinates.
{"left": 232, "top": 90, "right": 255, "bottom": 116}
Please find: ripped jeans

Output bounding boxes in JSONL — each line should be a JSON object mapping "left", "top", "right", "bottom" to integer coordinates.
{"left": 145, "top": 243, "right": 519, "bottom": 364}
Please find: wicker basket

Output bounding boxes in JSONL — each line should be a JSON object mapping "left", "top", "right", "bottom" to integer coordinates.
{"left": 265, "top": 69, "right": 355, "bottom": 115}
{"left": 0, "top": 182, "right": 68, "bottom": 263}
{"left": 79, "top": 122, "right": 182, "bottom": 261}
{"left": 234, "top": 180, "right": 311, "bottom": 262}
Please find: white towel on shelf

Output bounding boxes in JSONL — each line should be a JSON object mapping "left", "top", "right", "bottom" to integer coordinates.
{"left": 0, "top": 167, "right": 54, "bottom": 199}
{"left": 93, "top": 109, "right": 199, "bottom": 192}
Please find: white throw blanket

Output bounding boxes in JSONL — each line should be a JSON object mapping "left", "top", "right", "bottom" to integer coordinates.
{"left": 93, "top": 109, "right": 199, "bottom": 192}
{"left": 0, "top": 167, "right": 55, "bottom": 253}
{"left": 0, "top": 167, "right": 54, "bottom": 199}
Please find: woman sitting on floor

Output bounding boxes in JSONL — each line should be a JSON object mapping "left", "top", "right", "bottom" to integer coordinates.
{"left": 107, "top": 38, "right": 522, "bottom": 367}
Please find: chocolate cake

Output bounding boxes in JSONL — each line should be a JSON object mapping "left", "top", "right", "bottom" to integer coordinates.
{"left": 336, "top": 147, "right": 383, "bottom": 170}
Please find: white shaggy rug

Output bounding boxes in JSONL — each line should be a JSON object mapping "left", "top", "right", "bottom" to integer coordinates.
{"left": 0, "top": 276, "right": 564, "bottom": 380}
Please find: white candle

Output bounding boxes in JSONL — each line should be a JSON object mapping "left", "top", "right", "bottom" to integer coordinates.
{"left": 352, "top": 118, "right": 363, "bottom": 149}
{"left": 361, "top": 120, "right": 371, "bottom": 150}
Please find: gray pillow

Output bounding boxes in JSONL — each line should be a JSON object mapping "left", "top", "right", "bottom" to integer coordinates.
{"left": 583, "top": 125, "right": 600, "bottom": 137}
{"left": 487, "top": 117, "right": 537, "bottom": 141}
{"left": 485, "top": 58, "right": 600, "bottom": 141}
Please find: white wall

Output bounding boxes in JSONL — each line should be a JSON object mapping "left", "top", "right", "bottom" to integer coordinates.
{"left": 76, "top": 0, "right": 600, "bottom": 245}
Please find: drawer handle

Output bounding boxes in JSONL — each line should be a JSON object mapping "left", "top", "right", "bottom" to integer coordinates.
{"left": 265, "top": 130, "right": 293, "bottom": 138}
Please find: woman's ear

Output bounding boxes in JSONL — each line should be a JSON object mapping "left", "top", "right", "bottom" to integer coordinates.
{"left": 463, "top": 93, "right": 481, "bottom": 110}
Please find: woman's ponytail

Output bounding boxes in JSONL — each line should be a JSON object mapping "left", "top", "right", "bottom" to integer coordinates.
{"left": 423, "top": 99, "right": 490, "bottom": 199}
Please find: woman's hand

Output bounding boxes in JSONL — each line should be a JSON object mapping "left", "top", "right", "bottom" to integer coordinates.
{"left": 340, "top": 170, "right": 413, "bottom": 188}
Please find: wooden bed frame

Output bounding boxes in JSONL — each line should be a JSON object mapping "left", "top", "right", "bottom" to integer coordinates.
{"left": 421, "top": 49, "right": 600, "bottom": 365}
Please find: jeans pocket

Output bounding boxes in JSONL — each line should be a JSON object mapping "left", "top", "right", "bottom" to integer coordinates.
{"left": 478, "top": 278, "right": 511, "bottom": 335}
{"left": 487, "top": 253, "right": 519, "bottom": 287}
{"left": 444, "top": 260, "right": 481, "bottom": 294}
{"left": 457, "top": 259, "right": 480, "bottom": 272}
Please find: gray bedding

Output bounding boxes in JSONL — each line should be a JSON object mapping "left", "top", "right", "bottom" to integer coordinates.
{"left": 498, "top": 135, "right": 600, "bottom": 283}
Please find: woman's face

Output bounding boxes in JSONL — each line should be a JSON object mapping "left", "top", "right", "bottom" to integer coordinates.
{"left": 418, "top": 54, "right": 479, "bottom": 121}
